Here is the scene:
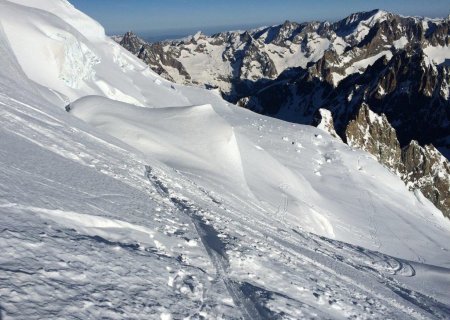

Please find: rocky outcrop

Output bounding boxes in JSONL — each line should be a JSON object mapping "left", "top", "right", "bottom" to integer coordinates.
{"left": 345, "top": 104, "right": 403, "bottom": 173}
{"left": 312, "top": 108, "right": 341, "bottom": 140}
{"left": 245, "top": 47, "right": 450, "bottom": 156}
{"left": 118, "top": 32, "right": 189, "bottom": 83}
{"left": 402, "top": 142, "right": 450, "bottom": 217}
{"left": 344, "top": 104, "right": 450, "bottom": 218}
{"left": 119, "top": 31, "right": 145, "bottom": 55}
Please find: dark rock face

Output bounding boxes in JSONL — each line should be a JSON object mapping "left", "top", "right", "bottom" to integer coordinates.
{"left": 118, "top": 32, "right": 189, "bottom": 83}
{"left": 345, "top": 104, "right": 403, "bottom": 173}
{"left": 344, "top": 104, "right": 450, "bottom": 218}
{"left": 119, "top": 31, "right": 145, "bottom": 54}
{"left": 248, "top": 56, "right": 450, "bottom": 160}
{"left": 246, "top": 49, "right": 450, "bottom": 154}
{"left": 402, "top": 142, "right": 450, "bottom": 218}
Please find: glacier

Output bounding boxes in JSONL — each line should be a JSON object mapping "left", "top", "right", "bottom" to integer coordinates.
{"left": 0, "top": 1, "right": 450, "bottom": 319}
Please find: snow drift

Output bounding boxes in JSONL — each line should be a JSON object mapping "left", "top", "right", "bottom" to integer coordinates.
{"left": 0, "top": 0, "right": 449, "bottom": 319}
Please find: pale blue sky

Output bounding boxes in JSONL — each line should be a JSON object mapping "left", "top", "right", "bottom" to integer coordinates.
{"left": 70, "top": 0, "right": 449, "bottom": 38}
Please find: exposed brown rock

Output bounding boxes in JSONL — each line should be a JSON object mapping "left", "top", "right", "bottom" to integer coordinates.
{"left": 344, "top": 104, "right": 450, "bottom": 218}
{"left": 402, "top": 141, "right": 450, "bottom": 218}
{"left": 120, "top": 32, "right": 145, "bottom": 54}
{"left": 345, "top": 104, "right": 403, "bottom": 173}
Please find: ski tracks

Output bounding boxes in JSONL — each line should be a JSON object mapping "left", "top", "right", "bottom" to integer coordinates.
{"left": 145, "top": 166, "right": 263, "bottom": 320}
{"left": 145, "top": 165, "right": 450, "bottom": 319}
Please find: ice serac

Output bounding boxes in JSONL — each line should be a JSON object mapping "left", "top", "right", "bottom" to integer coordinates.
{"left": 0, "top": 0, "right": 190, "bottom": 107}
{"left": 2, "top": 0, "right": 450, "bottom": 319}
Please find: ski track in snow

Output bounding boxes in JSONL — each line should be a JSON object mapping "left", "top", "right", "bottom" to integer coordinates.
{"left": 145, "top": 166, "right": 263, "bottom": 320}
{"left": 2, "top": 89, "right": 450, "bottom": 319}
{"left": 142, "top": 166, "right": 450, "bottom": 320}
{"left": 0, "top": 1, "right": 450, "bottom": 319}
{"left": 1, "top": 86, "right": 450, "bottom": 319}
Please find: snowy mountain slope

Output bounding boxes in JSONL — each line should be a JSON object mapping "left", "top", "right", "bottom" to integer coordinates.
{"left": 1, "top": 0, "right": 450, "bottom": 319}
{"left": 118, "top": 9, "right": 450, "bottom": 217}
{"left": 69, "top": 94, "right": 450, "bottom": 265}
{"left": 5, "top": 0, "right": 105, "bottom": 40}
{"left": 3, "top": 89, "right": 450, "bottom": 319}
{"left": 118, "top": 11, "right": 450, "bottom": 161}
{"left": 0, "top": 0, "right": 190, "bottom": 107}
{"left": 117, "top": 10, "right": 449, "bottom": 99}
{"left": 0, "top": 100, "right": 243, "bottom": 318}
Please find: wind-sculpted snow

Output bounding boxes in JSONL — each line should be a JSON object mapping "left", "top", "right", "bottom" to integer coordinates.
{"left": 69, "top": 94, "right": 450, "bottom": 266}
{"left": 0, "top": 0, "right": 450, "bottom": 318}
{"left": 0, "top": 0, "right": 190, "bottom": 107}
{"left": 5, "top": 0, "right": 106, "bottom": 40}
{"left": 70, "top": 97, "right": 249, "bottom": 194}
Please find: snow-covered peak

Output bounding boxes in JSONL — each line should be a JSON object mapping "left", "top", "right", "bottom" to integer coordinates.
{"left": 423, "top": 45, "right": 450, "bottom": 66}
{"left": 334, "top": 9, "right": 392, "bottom": 42}
{"left": 366, "top": 9, "right": 390, "bottom": 24}
{"left": 5, "top": 0, "right": 106, "bottom": 41}
{"left": 192, "top": 30, "right": 206, "bottom": 41}
{"left": 342, "top": 9, "right": 389, "bottom": 26}
{"left": 0, "top": 0, "right": 190, "bottom": 106}
{"left": 1, "top": 2, "right": 450, "bottom": 318}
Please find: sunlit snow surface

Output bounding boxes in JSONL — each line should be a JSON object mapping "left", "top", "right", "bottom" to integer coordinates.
{"left": 1, "top": 1, "right": 450, "bottom": 319}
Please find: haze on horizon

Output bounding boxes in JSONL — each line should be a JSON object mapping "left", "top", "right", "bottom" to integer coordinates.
{"left": 71, "top": 0, "right": 449, "bottom": 39}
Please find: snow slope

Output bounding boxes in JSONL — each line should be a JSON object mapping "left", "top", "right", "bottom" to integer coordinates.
{"left": 1, "top": 1, "right": 450, "bottom": 319}
{"left": 69, "top": 94, "right": 450, "bottom": 265}
{"left": 0, "top": 0, "right": 190, "bottom": 107}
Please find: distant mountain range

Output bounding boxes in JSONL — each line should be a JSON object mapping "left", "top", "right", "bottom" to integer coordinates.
{"left": 115, "top": 9, "right": 450, "bottom": 217}
{"left": 115, "top": 10, "right": 450, "bottom": 153}
{"left": 2, "top": 1, "right": 450, "bottom": 317}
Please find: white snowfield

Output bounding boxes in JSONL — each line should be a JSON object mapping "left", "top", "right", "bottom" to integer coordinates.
{"left": 0, "top": 1, "right": 450, "bottom": 319}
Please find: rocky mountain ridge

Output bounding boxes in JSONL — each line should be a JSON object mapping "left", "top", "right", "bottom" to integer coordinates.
{"left": 115, "top": 10, "right": 450, "bottom": 154}
{"left": 115, "top": 10, "right": 450, "bottom": 218}
{"left": 2, "top": 2, "right": 450, "bottom": 318}
{"left": 335, "top": 103, "right": 450, "bottom": 217}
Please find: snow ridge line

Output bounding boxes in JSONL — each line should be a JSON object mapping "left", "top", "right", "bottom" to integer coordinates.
{"left": 144, "top": 165, "right": 264, "bottom": 320}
